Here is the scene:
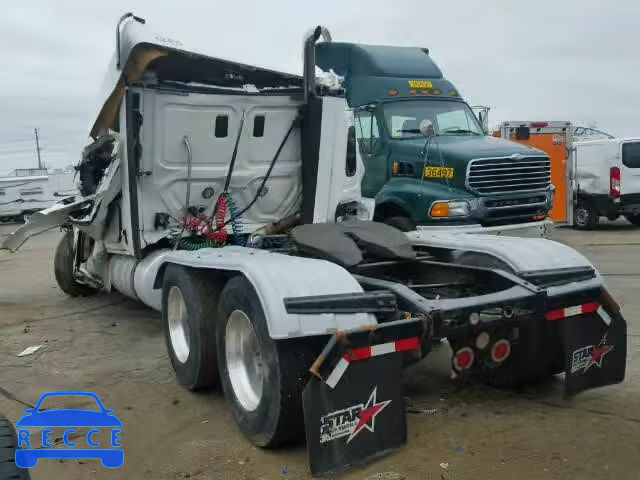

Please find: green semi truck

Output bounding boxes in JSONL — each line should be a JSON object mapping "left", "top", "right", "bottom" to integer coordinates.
{"left": 316, "top": 42, "right": 554, "bottom": 236}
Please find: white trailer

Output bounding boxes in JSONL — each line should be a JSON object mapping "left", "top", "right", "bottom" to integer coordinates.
{"left": 0, "top": 168, "right": 77, "bottom": 222}
{"left": 2, "top": 15, "right": 627, "bottom": 475}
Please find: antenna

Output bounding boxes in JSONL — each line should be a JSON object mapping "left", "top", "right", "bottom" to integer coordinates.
{"left": 34, "top": 128, "right": 43, "bottom": 170}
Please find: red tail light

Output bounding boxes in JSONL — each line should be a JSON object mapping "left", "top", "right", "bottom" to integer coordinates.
{"left": 610, "top": 167, "right": 621, "bottom": 198}
{"left": 453, "top": 347, "right": 474, "bottom": 371}
{"left": 491, "top": 339, "right": 511, "bottom": 363}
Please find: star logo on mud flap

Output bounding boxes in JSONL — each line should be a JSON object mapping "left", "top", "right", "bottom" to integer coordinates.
{"left": 346, "top": 387, "right": 391, "bottom": 444}
{"left": 583, "top": 341, "right": 614, "bottom": 373}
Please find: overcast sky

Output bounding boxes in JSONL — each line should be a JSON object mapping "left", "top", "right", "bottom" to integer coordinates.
{"left": 1, "top": 0, "right": 639, "bottom": 174}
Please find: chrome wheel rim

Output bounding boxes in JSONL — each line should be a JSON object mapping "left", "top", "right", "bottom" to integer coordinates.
{"left": 167, "top": 286, "right": 190, "bottom": 363}
{"left": 225, "top": 310, "right": 264, "bottom": 412}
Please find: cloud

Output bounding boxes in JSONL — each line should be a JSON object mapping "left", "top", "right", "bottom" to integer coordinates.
{"left": 1, "top": 0, "right": 638, "bottom": 173}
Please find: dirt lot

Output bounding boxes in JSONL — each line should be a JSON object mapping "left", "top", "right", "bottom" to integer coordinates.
{"left": 1, "top": 222, "right": 639, "bottom": 480}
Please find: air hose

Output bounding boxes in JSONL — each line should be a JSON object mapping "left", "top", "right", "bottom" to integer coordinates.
{"left": 223, "top": 192, "right": 245, "bottom": 246}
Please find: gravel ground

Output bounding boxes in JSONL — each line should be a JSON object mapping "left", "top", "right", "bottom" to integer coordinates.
{"left": 1, "top": 221, "right": 639, "bottom": 480}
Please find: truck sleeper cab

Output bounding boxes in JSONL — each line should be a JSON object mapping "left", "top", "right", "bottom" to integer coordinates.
{"left": 315, "top": 42, "right": 554, "bottom": 235}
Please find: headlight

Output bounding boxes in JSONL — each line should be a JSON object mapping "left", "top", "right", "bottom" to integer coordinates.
{"left": 429, "top": 200, "right": 471, "bottom": 218}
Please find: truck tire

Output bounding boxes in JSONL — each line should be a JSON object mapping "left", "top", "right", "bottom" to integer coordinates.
{"left": 216, "top": 275, "right": 313, "bottom": 447}
{"left": 162, "top": 264, "right": 220, "bottom": 390}
{"left": 574, "top": 203, "right": 599, "bottom": 229}
{"left": 53, "top": 231, "right": 97, "bottom": 297}
{"left": 624, "top": 213, "right": 640, "bottom": 226}
{"left": 0, "top": 416, "right": 31, "bottom": 480}
{"left": 383, "top": 216, "right": 415, "bottom": 232}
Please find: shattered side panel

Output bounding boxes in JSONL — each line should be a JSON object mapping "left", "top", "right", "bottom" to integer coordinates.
{"left": 1, "top": 198, "right": 91, "bottom": 252}
{"left": 1, "top": 132, "right": 126, "bottom": 253}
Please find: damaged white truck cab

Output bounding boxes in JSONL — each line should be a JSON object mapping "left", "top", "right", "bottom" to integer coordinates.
{"left": 2, "top": 17, "right": 627, "bottom": 475}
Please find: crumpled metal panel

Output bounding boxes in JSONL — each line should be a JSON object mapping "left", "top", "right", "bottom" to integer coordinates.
{"left": 154, "top": 247, "right": 377, "bottom": 339}
{"left": 1, "top": 198, "right": 91, "bottom": 252}
{"left": 408, "top": 230, "right": 594, "bottom": 273}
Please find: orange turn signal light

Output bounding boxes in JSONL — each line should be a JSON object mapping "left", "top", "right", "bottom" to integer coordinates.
{"left": 430, "top": 202, "right": 450, "bottom": 217}
{"left": 392, "top": 161, "right": 399, "bottom": 175}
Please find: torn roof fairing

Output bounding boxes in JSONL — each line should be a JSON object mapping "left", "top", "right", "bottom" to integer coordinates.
{"left": 90, "top": 18, "right": 303, "bottom": 139}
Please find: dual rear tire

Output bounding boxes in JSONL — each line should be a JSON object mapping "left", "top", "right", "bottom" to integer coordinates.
{"left": 162, "top": 267, "right": 312, "bottom": 447}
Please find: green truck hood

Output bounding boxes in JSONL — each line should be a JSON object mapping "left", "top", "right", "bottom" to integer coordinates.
{"left": 389, "top": 135, "right": 545, "bottom": 167}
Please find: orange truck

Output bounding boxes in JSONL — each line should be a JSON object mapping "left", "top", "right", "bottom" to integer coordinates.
{"left": 493, "top": 121, "right": 574, "bottom": 225}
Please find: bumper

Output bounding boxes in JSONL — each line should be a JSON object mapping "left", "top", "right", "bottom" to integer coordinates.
{"left": 416, "top": 219, "right": 553, "bottom": 238}
{"left": 295, "top": 280, "right": 626, "bottom": 475}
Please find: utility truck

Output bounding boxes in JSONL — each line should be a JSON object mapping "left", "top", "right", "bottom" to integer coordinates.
{"left": 2, "top": 17, "right": 627, "bottom": 475}
{"left": 315, "top": 44, "right": 554, "bottom": 237}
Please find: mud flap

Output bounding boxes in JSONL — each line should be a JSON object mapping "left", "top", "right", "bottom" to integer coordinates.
{"left": 303, "top": 354, "right": 405, "bottom": 476}
{"left": 563, "top": 308, "right": 626, "bottom": 396}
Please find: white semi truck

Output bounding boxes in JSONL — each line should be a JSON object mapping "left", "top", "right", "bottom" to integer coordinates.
{"left": 2, "top": 16, "right": 627, "bottom": 475}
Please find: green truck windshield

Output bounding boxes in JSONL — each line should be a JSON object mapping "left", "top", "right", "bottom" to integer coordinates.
{"left": 382, "top": 100, "right": 483, "bottom": 139}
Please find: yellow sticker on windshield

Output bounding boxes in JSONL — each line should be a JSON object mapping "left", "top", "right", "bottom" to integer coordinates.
{"left": 424, "top": 166, "right": 454, "bottom": 179}
{"left": 408, "top": 80, "right": 433, "bottom": 89}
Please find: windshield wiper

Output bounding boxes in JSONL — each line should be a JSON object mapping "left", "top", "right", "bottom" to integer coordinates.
{"left": 397, "top": 129, "right": 421, "bottom": 134}
{"left": 441, "top": 129, "right": 481, "bottom": 136}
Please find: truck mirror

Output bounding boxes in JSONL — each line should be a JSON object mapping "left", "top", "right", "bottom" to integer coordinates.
{"left": 472, "top": 105, "right": 490, "bottom": 134}
{"left": 478, "top": 111, "right": 488, "bottom": 134}
{"left": 419, "top": 119, "right": 436, "bottom": 138}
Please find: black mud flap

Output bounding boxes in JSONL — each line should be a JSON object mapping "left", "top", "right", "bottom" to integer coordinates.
{"left": 563, "top": 307, "right": 626, "bottom": 396}
{"left": 303, "top": 354, "right": 405, "bottom": 477}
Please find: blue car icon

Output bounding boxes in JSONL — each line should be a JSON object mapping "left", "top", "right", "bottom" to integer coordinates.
{"left": 15, "top": 391, "right": 123, "bottom": 468}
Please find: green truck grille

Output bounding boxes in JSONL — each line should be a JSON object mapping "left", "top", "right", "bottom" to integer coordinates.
{"left": 467, "top": 156, "right": 551, "bottom": 195}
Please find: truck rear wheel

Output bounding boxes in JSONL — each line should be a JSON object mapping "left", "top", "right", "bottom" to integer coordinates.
{"left": 624, "top": 213, "right": 640, "bottom": 226}
{"left": 383, "top": 216, "right": 415, "bottom": 232}
{"left": 216, "top": 275, "right": 313, "bottom": 447}
{"left": 53, "top": 231, "right": 97, "bottom": 297}
{"left": 162, "top": 265, "right": 220, "bottom": 390}
{"left": 0, "top": 416, "right": 31, "bottom": 480}
{"left": 574, "top": 203, "right": 599, "bottom": 229}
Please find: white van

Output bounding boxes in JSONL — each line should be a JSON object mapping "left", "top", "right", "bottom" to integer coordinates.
{"left": 573, "top": 137, "right": 640, "bottom": 227}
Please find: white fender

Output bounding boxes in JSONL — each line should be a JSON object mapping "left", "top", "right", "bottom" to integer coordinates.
{"left": 146, "top": 246, "right": 376, "bottom": 339}
{"left": 408, "top": 231, "right": 594, "bottom": 273}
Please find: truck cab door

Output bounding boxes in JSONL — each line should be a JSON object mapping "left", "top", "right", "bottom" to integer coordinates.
{"left": 355, "top": 108, "right": 388, "bottom": 198}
